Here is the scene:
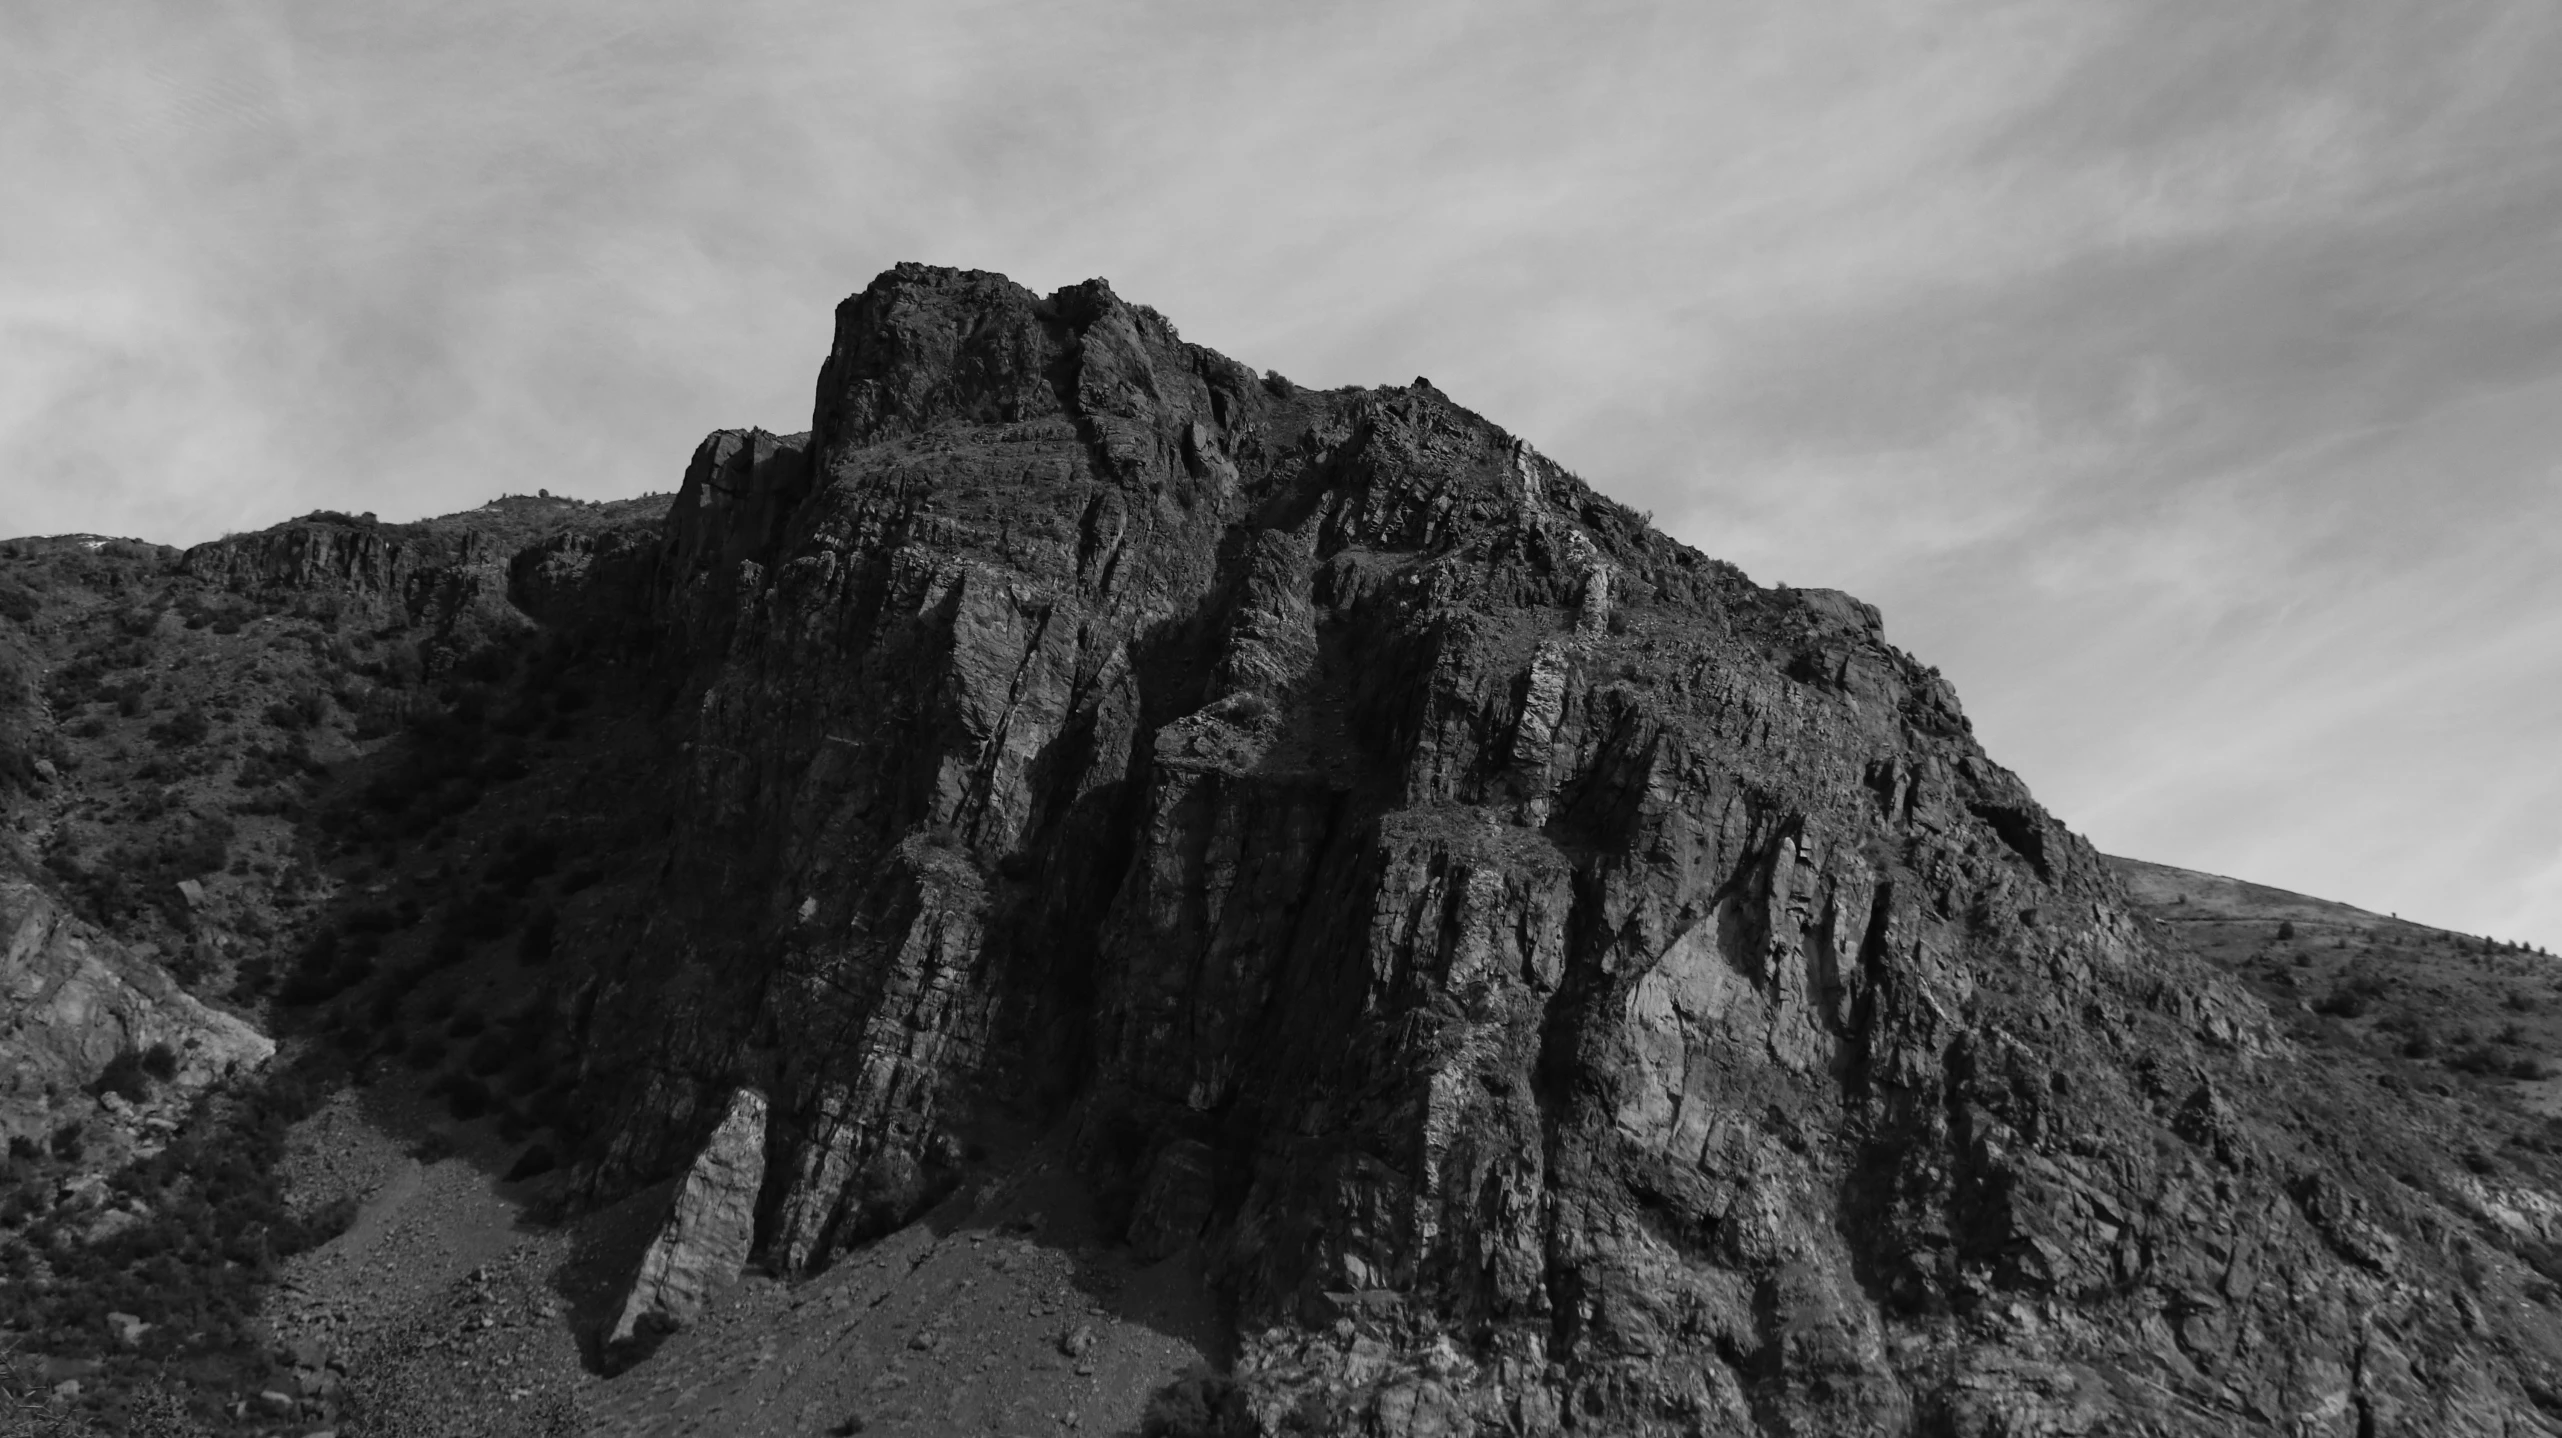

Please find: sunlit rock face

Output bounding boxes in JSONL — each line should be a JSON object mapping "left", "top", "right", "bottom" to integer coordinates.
{"left": 610, "top": 1086, "right": 769, "bottom": 1347}
{"left": 547, "top": 264, "right": 2562, "bottom": 1435}
{"left": 0, "top": 866, "right": 274, "bottom": 1145}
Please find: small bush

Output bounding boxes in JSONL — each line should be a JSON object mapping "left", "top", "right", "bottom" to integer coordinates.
{"left": 466, "top": 1034, "right": 513, "bottom": 1077}
{"left": 342, "top": 903, "right": 399, "bottom": 936}
{"left": 147, "top": 705, "right": 212, "bottom": 748}
{"left": 454, "top": 892, "right": 516, "bottom": 942}
{"left": 404, "top": 1035, "right": 448, "bottom": 1070}
{"left": 92, "top": 1050, "right": 154, "bottom": 1104}
{"left": 516, "top": 906, "right": 557, "bottom": 966}
{"left": 505, "top": 1145, "right": 557, "bottom": 1182}
{"left": 444, "top": 1076, "right": 492, "bottom": 1120}
{"left": 139, "top": 1042, "right": 178, "bottom": 1082}
{"left": 0, "top": 580, "right": 40, "bottom": 624}
{"left": 428, "top": 925, "right": 470, "bottom": 967}
{"left": 263, "top": 687, "right": 329, "bottom": 731}
{"left": 2446, "top": 1044, "right": 2509, "bottom": 1077}
{"left": 293, "top": 1194, "right": 361, "bottom": 1250}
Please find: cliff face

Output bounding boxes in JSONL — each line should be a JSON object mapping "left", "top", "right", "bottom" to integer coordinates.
{"left": 536, "top": 266, "right": 2562, "bottom": 1433}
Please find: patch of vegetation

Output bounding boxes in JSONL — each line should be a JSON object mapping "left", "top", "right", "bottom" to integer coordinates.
{"left": 40, "top": 815, "right": 235, "bottom": 932}
{"left": 86, "top": 1045, "right": 175, "bottom": 1107}
{"left": 0, "top": 1060, "right": 355, "bottom": 1432}
{"left": 145, "top": 707, "right": 211, "bottom": 750}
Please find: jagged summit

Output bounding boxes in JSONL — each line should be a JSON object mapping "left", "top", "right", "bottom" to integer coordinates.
{"left": 2, "top": 265, "right": 2557, "bottom": 1435}
{"left": 542, "top": 265, "right": 2562, "bottom": 1432}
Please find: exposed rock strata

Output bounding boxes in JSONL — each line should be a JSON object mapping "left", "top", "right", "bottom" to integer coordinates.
{"left": 610, "top": 1086, "right": 769, "bottom": 1346}
{"left": 0, "top": 863, "right": 273, "bottom": 1145}
{"left": 503, "top": 264, "right": 2562, "bottom": 1434}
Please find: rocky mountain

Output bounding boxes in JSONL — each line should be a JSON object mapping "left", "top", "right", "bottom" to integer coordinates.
{"left": 3, "top": 264, "right": 2560, "bottom": 1436}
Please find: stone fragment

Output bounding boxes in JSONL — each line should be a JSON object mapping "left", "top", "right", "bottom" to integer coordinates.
{"left": 608, "top": 1087, "right": 768, "bottom": 1344}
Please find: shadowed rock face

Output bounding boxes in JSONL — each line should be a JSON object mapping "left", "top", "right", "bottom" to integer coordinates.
{"left": 534, "top": 264, "right": 2562, "bottom": 1434}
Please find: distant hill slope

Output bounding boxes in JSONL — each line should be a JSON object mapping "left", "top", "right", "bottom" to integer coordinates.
{"left": 2103, "top": 853, "right": 2390, "bottom": 927}
{"left": 2105, "top": 852, "right": 2562, "bottom": 1121}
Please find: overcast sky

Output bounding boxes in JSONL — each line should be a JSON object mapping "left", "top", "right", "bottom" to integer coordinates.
{"left": 5, "top": 1, "right": 2557, "bottom": 949}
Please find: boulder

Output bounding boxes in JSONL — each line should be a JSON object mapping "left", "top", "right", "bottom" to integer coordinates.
{"left": 607, "top": 1087, "right": 768, "bottom": 1343}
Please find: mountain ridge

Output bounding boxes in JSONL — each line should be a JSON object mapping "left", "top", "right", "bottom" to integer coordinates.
{"left": 1, "top": 263, "right": 2559, "bottom": 1436}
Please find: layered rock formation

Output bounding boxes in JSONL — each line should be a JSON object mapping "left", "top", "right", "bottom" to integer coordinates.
{"left": 519, "top": 265, "right": 2562, "bottom": 1434}
{"left": 609, "top": 1087, "right": 770, "bottom": 1346}
{"left": 0, "top": 863, "right": 273, "bottom": 1147}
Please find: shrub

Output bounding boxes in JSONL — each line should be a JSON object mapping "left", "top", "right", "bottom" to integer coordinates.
{"left": 442, "top": 1076, "right": 492, "bottom": 1120}
{"left": 404, "top": 1035, "right": 448, "bottom": 1070}
{"left": 139, "top": 1042, "right": 178, "bottom": 1082}
{"left": 516, "top": 906, "right": 557, "bottom": 966}
{"left": 466, "top": 1034, "right": 513, "bottom": 1077}
{"left": 263, "top": 687, "right": 329, "bottom": 731}
{"left": 342, "top": 903, "right": 399, "bottom": 936}
{"left": 0, "top": 580, "right": 40, "bottom": 624}
{"left": 2276, "top": 920, "right": 2295, "bottom": 941}
{"left": 504, "top": 1145, "right": 557, "bottom": 1182}
{"left": 92, "top": 1050, "right": 154, "bottom": 1104}
{"left": 2446, "top": 1044, "right": 2509, "bottom": 1077}
{"left": 428, "top": 925, "right": 470, "bottom": 967}
{"left": 292, "top": 1194, "right": 361, "bottom": 1251}
{"left": 147, "top": 705, "right": 212, "bottom": 748}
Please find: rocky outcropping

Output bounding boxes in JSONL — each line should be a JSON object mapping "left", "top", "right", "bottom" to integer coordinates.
{"left": 610, "top": 1087, "right": 769, "bottom": 1347}
{"left": 515, "top": 265, "right": 2562, "bottom": 1434}
{"left": 178, "top": 518, "right": 510, "bottom": 639}
{"left": 0, "top": 861, "right": 273, "bottom": 1146}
